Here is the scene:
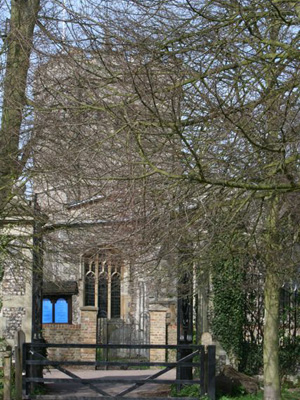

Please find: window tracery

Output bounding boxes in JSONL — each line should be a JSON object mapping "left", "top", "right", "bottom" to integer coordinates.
{"left": 84, "top": 251, "right": 121, "bottom": 319}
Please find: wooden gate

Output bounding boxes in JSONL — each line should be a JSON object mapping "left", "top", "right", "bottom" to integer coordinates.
{"left": 21, "top": 342, "right": 216, "bottom": 400}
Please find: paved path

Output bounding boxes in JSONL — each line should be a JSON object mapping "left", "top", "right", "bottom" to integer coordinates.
{"left": 41, "top": 368, "right": 176, "bottom": 398}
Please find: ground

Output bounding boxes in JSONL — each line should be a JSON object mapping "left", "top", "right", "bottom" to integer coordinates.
{"left": 40, "top": 368, "right": 176, "bottom": 398}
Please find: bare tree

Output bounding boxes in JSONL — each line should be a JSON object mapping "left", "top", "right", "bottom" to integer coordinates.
{"left": 92, "top": 2, "right": 299, "bottom": 399}
{"left": 1, "top": 2, "right": 299, "bottom": 398}
{"left": 0, "top": 0, "right": 40, "bottom": 213}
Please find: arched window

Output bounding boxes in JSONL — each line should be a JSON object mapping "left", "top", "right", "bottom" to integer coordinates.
{"left": 55, "top": 298, "right": 69, "bottom": 323}
{"left": 84, "top": 251, "right": 121, "bottom": 319}
{"left": 42, "top": 299, "right": 53, "bottom": 323}
{"left": 42, "top": 297, "right": 71, "bottom": 324}
{"left": 98, "top": 272, "right": 108, "bottom": 317}
{"left": 111, "top": 273, "right": 120, "bottom": 319}
{"left": 85, "top": 273, "right": 95, "bottom": 306}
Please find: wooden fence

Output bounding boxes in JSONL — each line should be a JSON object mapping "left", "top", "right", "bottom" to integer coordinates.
{"left": 6, "top": 331, "right": 216, "bottom": 400}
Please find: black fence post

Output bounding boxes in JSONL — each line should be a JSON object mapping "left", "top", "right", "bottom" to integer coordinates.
{"left": 22, "top": 343, "right": 26, "bottom": 398}
{"left": 105, "top": 321, "right": 108, "bottom": 370}
{"left": 200, "top": 345, "right": 205, "bottom": 397}
{"left": 176, "top": 343, "right": 181, "bottom": 393}
{"left": 15, "top": 330, "right": 25, "bottom": 400}
{"left": 207, "top": 345, "right": 216, "bottom": 400}
{"left": 24, "top": 343, "right": 31, "bottom": 397}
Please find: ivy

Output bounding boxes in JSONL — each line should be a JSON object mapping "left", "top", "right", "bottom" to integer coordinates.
{"left": 0, "top": 234, "right": 12, "bottom": 311}
{"left": 212, "top": 259, "right": 246, "bottom": 367}
{"left": 212, "top": 259, "right": 299, "bottom": 376}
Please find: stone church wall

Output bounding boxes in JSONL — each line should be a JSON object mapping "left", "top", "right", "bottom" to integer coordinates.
{"left": 0, "top": 221, "right": 33, "bottom": 346}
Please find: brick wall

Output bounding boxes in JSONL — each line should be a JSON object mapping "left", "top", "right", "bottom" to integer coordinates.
{"left": 43, "top": 324, "right": 81, "bottom": 361}
{"left": 149, "top": 310, "right": 166, "bottom": 362}
{"left": 167, "top": 324, "right": 177, "bottom": 362}
{"left": 42, "top": 308, "right": 98, "bottom": 365}
{"left": 80, "top": 308, "right": 97, "bottom": 363}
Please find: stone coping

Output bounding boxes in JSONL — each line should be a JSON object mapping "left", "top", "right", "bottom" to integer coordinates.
{"left": 80, "top": 306, "right": 98, "bottom": 312}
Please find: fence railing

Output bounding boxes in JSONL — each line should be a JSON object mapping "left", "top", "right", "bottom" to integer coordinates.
{"left": 21, "top": 341, "right": 216, "bottom": 400}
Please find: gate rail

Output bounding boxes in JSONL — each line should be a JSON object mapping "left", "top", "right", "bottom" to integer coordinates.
{"left": 22, "top": 342, "right": 216, "bottom": 400}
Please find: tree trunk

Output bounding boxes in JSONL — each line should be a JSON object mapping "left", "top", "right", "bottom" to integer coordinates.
{"left": 263, "top": 268, "right": 280, "bottom": 400}
{"left": 0, "top": 0, "right": 40, "bottom": 212}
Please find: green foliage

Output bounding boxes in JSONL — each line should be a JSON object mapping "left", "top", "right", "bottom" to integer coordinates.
{"left": 217, "top": 394, "right": 263, "bottom": 400}
{"left": 170, "top": 383, "right": 202, "bottom": 398}
{"left": 212, "top": 259, "right": 246, "bottom": 364}
{"left": 171, "top": 384, "right": 263, "bottom": 399}
{"left": 0, "top": 367, "right": 3, "bottom": 390}
{"left": 212, "top": 259, "right": 299, "bottom": 377}
{"left": 216, "top": 381, "right": 253, "bottom": 399}
{"left": 31, "top": 384, "right": 48, "bottom": 395}
{"left": 281, "top": 389, "right": 300, "bottom": 400}
{"left": 238, "top": 342, "right": 263, "bottom": 376}
{"left": 0, "top": 235, "right": 10, "bottom": 282}
{"left": 0, "top": 364, "right": 17, "bottom": 399}
{"left": 216, "top": 388, "right": 300, "bottom": 400}
{"left": 279, "top": 337, "right": 300, "bottom": 378}
{"left": 170, "top": 386, "right": 299, "bottom": 400}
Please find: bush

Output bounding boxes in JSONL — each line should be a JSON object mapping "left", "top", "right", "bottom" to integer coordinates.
{"left": 239, "top": 342, "right": 263, "bottom": 376}
{"left": 0, "top": 367, "right": 3, "bottom": 390}
{"left": 171, "top": 383, "right": 203, "bottom": 398}
{"left": 279, "top": 337, "right": 300, "bottom": 378}
{"left": 212, "top": 260, "right": 246, "bottom": 366}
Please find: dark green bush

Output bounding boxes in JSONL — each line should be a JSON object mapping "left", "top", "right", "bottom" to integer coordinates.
{"left": 171, "top": 383, "right": 202, "bottom": 398}
{"left": 212, "top": 259, "right": 246, "bottom": 365}
{"left": 279, "top": 336, "right": 300, "bottom": 378}
{"left": 239, "top": 342, "right": 263, "bottom": 376}
{"left": 0, "top": 367, "right": 3, "bottom": 390}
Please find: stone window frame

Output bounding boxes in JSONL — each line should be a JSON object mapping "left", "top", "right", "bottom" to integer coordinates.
{"left": 42, "top": 295, "right": 72, "bottom": 324}
{"left": 83, "top": 250, "right": 121, "bottom": 319}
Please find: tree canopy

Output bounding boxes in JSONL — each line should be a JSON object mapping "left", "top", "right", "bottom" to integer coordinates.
{"left": 0, "top": 2, "right": 299, "bottom": 399}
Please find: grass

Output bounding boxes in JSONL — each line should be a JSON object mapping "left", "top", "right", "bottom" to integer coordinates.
{"left": 211, "top": 388, "right": 300, "bottom": 400}
{"left": 217, "top": 396, "right": 262, "bottom": 400}
{"left": 172, "top": 383, "right": 300, "bottom": 400}
{"left": 217, "top": 389, "right": 300, "bottom": 400}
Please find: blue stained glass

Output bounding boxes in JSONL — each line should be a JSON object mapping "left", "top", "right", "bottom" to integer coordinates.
{"left": 42, "top": 299, "right": 53, "bottom": 323}
{"left": 55, "top": 298, "right": 68, "bottom": 323}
